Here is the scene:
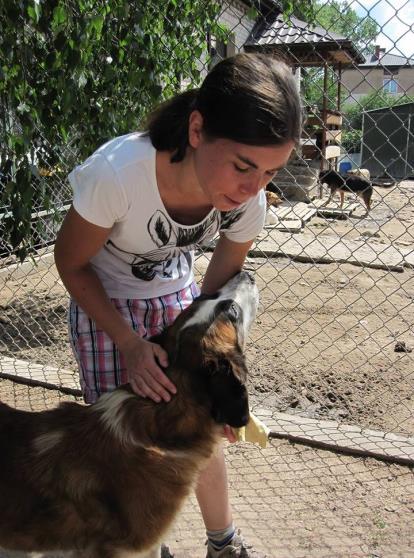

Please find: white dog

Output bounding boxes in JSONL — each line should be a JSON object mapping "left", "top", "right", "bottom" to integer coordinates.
{"left": 347, "top": 168, "right": 371, "bottom": 180}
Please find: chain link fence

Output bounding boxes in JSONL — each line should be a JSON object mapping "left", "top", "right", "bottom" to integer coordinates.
{"left": 1, "top": 1, "right": 413, "bottom": 556}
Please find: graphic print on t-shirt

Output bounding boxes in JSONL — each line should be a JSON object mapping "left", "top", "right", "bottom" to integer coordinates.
{"left": 104, "top": 207, "right": 245, "bottom": 282}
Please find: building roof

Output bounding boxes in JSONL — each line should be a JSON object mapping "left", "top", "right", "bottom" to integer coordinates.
{"left": 361, "top": 51, "right": 414, "bottom": 68}
{"left": 245, "top": 15, "right": 365, "bottom": 66}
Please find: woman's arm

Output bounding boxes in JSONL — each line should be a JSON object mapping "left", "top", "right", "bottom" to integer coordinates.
{"left": 55, "top": 206, "right": 135, "bottom": 347}
{"left": 54, "top": 206, "right": 175, "bottom": 402}
{"left": 201, "top": 234, "right": 254, "bottom": 294}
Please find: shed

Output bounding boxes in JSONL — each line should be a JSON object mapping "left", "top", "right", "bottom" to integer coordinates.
{"left": 245, "top": 15, "right": 364, "bottom": 68}
{"left": 244, "top": 15, "right": 364, "bottom": 199}
{"left": 361, "top": 102, "right": 414, "bottom": 179}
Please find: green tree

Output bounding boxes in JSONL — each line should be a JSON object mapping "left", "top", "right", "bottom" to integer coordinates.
{"left": 0, "top": 0, "right": 333, "bottom": 260}
{"left": 300, "top": 1, "right": 379, "bottom": 110}
{"left": 313, "top": 0, "right": 378, "bottom": 55}
{"left": 0, "top": 0, "right": 226, "bottom": 260}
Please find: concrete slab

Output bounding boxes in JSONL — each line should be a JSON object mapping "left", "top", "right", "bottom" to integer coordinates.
{"left": 271, "top": 203, "right": 318, "bottom": 225}
{"left": 0, "top": 249, "right": 55, "bottom": 281}
{"left": 404, "top": 248, "right": 414, "bottom": 268}
{"left": 311, "top": 199, "right": 359, "bottom": 219}
{"left": 0, "top": 356, "right": 80, "bottom": 395}
{"left": 265, "top": 219, "right": 303, "bottom": 233}
{"left": 253, "top": 408, "right": 414, "bottom": 466}
{"left": 2, "top": 356, "right": 412, "bottom": 466}
{"left": 254, "top": 230, "right": 408, "bottom": 272}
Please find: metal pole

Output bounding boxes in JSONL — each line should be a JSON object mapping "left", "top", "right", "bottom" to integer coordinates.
{"left": 404, "top": 115, "right": 411, "bottom": 178}
{"left": 320, "top": 63, "right": 328, "bottom": 197}
{"left": 337, "top": 63, "right": 342, "bottom": 112}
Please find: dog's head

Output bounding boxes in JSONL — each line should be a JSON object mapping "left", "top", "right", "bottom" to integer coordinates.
{"left": 160, "top": 272, "right": 259, "bottom": 428}
{"left": 319, "top": 169, "right": 331, "bottom": 181}
{"left": 265, "top": 190, "right": 283, "bottom": 209}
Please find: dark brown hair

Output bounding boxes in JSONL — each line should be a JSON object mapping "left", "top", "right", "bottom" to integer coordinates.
{"left": 145, "top": 52, "right": 303, "bottom": 162}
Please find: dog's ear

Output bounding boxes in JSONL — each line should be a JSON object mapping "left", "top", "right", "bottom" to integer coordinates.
{"left": 207, "top": 357, "right": 249, "bottom": 428}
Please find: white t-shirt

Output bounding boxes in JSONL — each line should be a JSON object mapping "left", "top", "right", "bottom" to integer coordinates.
{"left": 69, "top": 133, "right": 266, "bottom": 299}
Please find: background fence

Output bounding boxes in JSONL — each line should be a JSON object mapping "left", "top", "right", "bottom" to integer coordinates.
{"left": 0, "top": 1, "right": 413, "bottom": 557}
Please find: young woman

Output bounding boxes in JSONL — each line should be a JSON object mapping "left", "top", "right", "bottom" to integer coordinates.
{"left": 55, "top": 52, "right": 302, "bottom": 558}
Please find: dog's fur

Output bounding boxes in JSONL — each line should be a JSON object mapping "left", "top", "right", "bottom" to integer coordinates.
{"left": 265, "top": 190, "right": 283, "bottom": 210}
{"left": 264, "top": 190, "right": 283, "bottom": 226}
{"left": 0, "top": 272, "right": 259, "bottom": 558}
{"left": 319, "top": 169, "right": 374, "bottom": 214}
{"left": 347, "top": 168, "right": 370, "bottom": 181}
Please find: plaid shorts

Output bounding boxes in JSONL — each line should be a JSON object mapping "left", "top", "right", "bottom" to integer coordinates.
{"left": 68, "top": 282, "right": 200, "bottom": 403}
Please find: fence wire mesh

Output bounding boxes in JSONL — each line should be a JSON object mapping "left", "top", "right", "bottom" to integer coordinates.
{"left": 0, "top": 1, "right": 413, "bottom": 557}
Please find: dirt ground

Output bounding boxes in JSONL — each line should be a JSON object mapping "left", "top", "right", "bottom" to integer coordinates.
{"left": 1, "top": 182, "right": 413, "bottom": 434}
{"left": 0, "top": 181, "right": 413, "bottom": 557}
{"left": 0, "top": 380, "right": 413, "bottom": 558}
{"left": 309, "top": 179, "right": 414, "bottom": 247}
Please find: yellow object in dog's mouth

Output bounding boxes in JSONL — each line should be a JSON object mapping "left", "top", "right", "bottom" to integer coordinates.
{"left": 233, "top": 412, "right": 270, "bottom": 448}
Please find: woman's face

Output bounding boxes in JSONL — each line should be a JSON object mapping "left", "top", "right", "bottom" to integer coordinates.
{"left": 188, "top": 111, "right": 295, "bottom": 211}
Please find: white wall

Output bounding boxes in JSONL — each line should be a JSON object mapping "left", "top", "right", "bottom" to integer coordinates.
{"left": 218, "top": 0, "right": 255, "bottom": 52}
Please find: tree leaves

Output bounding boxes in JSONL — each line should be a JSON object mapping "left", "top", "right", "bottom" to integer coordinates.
{"left": 0, "top": 0, "right": 225, "bottom": 259}
{"left": 301, "top": 0, "right": 380, "bottom": 110}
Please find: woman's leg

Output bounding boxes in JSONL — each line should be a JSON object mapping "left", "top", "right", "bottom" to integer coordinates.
{"left": 197, "top": 447, "right": 266, "bottom": 557}
{"left": 195, "top": 443, "right": 232, "bottom": 531}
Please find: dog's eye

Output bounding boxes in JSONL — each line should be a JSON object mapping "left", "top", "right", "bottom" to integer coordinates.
{"left": 215, "top": 300, "right": 240, "bottom": 320}
{"left": 228, "top": 302, "right": 239, "bottom": 319}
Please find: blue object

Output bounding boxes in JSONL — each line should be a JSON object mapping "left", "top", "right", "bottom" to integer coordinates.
{"left": 339, "top": 162, "right": 352, "bottom": 174}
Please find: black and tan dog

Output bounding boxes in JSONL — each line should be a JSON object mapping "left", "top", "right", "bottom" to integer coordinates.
{"left": 319, "top": 169, "right": 374, "bottom": 214}
{"left": 0, "top": 272, "right": 258, "bottom": 558}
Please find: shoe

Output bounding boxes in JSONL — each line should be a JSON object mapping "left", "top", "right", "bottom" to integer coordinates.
{"left": 161, "top": 543, "right": 175, "bottom": 557}
{"left": 205, "top": 530, "right": 267, "bottom": 557}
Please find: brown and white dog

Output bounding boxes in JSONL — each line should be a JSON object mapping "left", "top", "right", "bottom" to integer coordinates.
{"left": 264, "top": 190, "right": 283, "bottom": 226}
{"left": 265, "top": 190, "right": 283, "bottom": 210}
{"left": 0, "top": 272, "right": 259, "bottom": 558}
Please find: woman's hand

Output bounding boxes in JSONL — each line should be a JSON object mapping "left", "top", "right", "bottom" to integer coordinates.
{"left": 119, "top": 335, "right": 176, "bottom": 403}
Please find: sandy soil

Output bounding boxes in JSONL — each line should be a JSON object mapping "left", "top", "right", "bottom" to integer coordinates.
{"left": 0, "top": 181, "right": 413, "bottom": 557}
{"left": 309, "top": 180, "right": 414, "bottom": 246}
{"left": 0, "top": 378, "right": 413, "bottom": 558}
{"left": 1, "top": 253, "right": 413, "bottom": 432}
{"left": 1, "top": 182, "right": 413, "bottom": 434}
